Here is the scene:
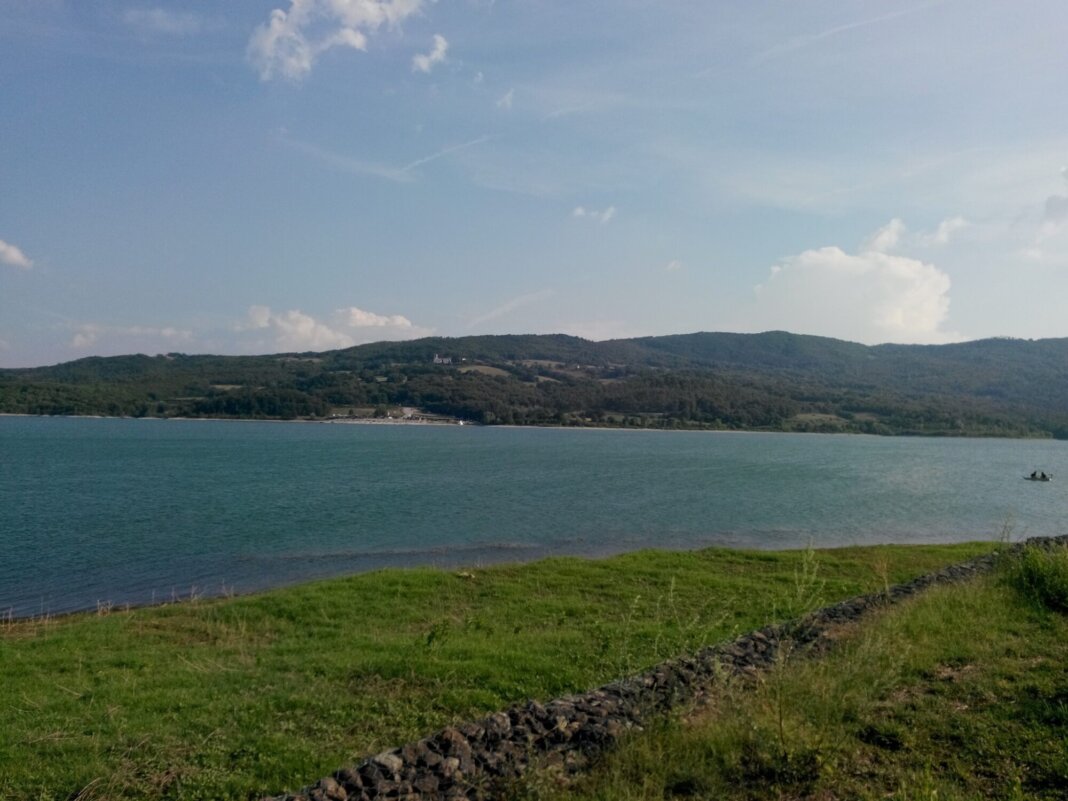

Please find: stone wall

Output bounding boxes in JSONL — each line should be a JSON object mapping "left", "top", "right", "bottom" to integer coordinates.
{"left": 267, "top": 536, "right": 1067, "bottom": 801}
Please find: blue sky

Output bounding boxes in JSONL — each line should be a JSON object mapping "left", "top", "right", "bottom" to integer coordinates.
{"left": 2, "top": 0, "right": 1067, "bottom": 366}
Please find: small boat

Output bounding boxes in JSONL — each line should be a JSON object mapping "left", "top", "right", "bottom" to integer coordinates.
{"left": 1025, "top": 473, "right": 1053, "bottom": 482}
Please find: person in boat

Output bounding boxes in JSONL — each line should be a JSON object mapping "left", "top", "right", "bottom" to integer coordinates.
{"left": 1041, "top": 471, "right": 1048, "bottom": 480}
{"left": 1032, "top": 470, "right": 1038, "bottom": 479}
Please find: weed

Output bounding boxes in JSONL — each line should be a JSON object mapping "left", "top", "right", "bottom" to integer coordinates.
{"left": 1002, "top": 543, "right": 1068, "bottom": 613}
{"left": 774, "top": 543, "right": 825, "bottom": 621}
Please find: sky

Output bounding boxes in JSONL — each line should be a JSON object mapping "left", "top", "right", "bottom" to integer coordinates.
{"left": 2, "top": 0, "right": 1067, "bottom": 367}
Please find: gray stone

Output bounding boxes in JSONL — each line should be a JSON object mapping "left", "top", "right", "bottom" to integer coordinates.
{"left": 371, "top": 751, "right": 404, "bottom": 776}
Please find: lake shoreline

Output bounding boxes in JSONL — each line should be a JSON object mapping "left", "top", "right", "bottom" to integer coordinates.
{"left": 1, "top": 538, "right": 998, "bottom": 625}
{"left": 3, "top": 411, "right": 1049, "bottom": 440}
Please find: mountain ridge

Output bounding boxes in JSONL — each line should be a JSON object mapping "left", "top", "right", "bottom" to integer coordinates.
{"left": 3, "top": 331, "right": 1067, "bottom": 437}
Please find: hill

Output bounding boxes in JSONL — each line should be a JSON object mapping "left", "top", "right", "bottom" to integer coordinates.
{"left": 3, "top": 331, "right": 1068, "bottom": 437}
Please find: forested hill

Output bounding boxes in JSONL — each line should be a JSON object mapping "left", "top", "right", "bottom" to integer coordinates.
{"left": 3, "top": 331, "right": 1068, "bottom": 437}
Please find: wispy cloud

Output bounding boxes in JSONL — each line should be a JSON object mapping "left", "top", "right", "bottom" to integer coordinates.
{"left": 862, "top": 218, "right": 906, "bottom": 253}
{"left": 921, "top": 216, "right": 969, "bottom": 246}
{"left": 752, "top": 1, "right": 946, "bottom": 65}
{"left": 1041, "top": 167, "right": 1068, "bottom": 231}
{"left": 496, "top": 88, "right": 514, "bottom": 109}
{"left": 283, "top": 133, "right": 489, "bottom": 183}
{"left": 401, "top": 136, "right": 490, "bottom": 173}
{"left": 123, "top": 7, "right": 209, "bottom": 37}
{"left": 248, "top": 0, "right": 426, "bottom": 82}
{"left": 1026, "top": 167, "right": 1068, "bottom": 260}
{"left": 412, "top": 33, "right": 448, "bottom": 73}
{"left": 284, "top": 130, "right": 489, "bottom": 183}
{"left": 572, "top": 205, "right": 616, "bottom": 224}
{"left": 70, "top": 323, "right": 193, "bottom": 350}
{"left": 469, "top": 289, "right": 554, "bottom": 329}
{"left": 0, "top": 238, "right": 33, "bottom": 270}
{"left": 282, "top": 135, "right": 414, "bottom": 182}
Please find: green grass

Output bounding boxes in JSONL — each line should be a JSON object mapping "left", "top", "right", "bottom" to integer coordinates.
{"left": 0, "top": 542, "right": 991, "bottom": 800}
{"left": 519, "top": 549, "right": 1068, "bottom": 801}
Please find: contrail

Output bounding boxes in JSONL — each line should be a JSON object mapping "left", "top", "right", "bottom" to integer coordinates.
{"left": 402, "top": 136, "right": 490, "bottom": 172}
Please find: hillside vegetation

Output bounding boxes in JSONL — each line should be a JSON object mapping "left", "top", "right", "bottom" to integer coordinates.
{"left": 4, "top": 331, "right": 1068, "bottom": 437}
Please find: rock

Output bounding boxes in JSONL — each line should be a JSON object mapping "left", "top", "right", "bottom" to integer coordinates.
{"left": 412, "top": 773, "right": 440, "bottom": 794}
{"left": 372, "top": 751, "right": 404, "bottom": 777}
{"left": 312, "top": 777, "right": 347, "bottom": 801}
{"left": 484, "top": 712, "right": 511, "bottom": 739}
{"left": 458, "top": 722, "right": 484, "bottom": 741}
{"left": 419, "top": 749, "right": 443, "bottom": 768}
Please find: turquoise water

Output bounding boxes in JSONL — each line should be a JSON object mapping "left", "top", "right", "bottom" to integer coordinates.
{"left": 2, "top": 416, "right": 1066, "bottom": 617}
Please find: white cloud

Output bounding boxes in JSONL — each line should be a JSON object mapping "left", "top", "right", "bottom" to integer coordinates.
{"left": 496, "top": 88, "right": 514, "bottom": 109}
{"left": 412, "top": 33, "right": 448, "bottom": 73}
{"left": 240, "top": 306, "right": 353, "bottom": 351}
{"left": 664, "top": 260, "right": 683, "bottom": 272}
{"left": 271, "top": 309, "right": 355, "bottom": 350}
{"left": 240, "top": 305, "right": 428, "bottom": 352}
{"left": 338, "top": 306, "right": 413, "bottom": 328}
{"left": 248, "top": 0, "right": 425, "bottom": 82}
{"left": 572, "top": 205, "right": 616, "bottom": 224}
{"left": 862, "top": 217, "right": 906, "bottom": 253}
{"left": 751, "top": 221, "right": 959, "bottom": 345}
{"left": 123, "top": 8, "right": 206, "bottom": 36}
{"left": 0, "top": 238, "right": 33, "bottom": 269}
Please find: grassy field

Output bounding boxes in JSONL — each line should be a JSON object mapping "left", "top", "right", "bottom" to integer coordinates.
{"left": 519, "top": 545, "right": 1068, "bottom": 801}
{"left": 0, "top": 542, "right": 995, "bottom": 800}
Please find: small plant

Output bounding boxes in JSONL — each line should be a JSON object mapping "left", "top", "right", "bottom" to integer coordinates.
{"left": 872, "top": 553, "right": 892, "bottom": 597}
{"left": 1002, "top": 543, "right": 1068, "bottom": 613}
{"left": 774, "top": 544, "right": 826, "bottom": 621}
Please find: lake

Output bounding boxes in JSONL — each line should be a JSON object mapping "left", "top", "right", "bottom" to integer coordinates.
{"left": 2, "top": 416, "right": 1066, "bottom": 618}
